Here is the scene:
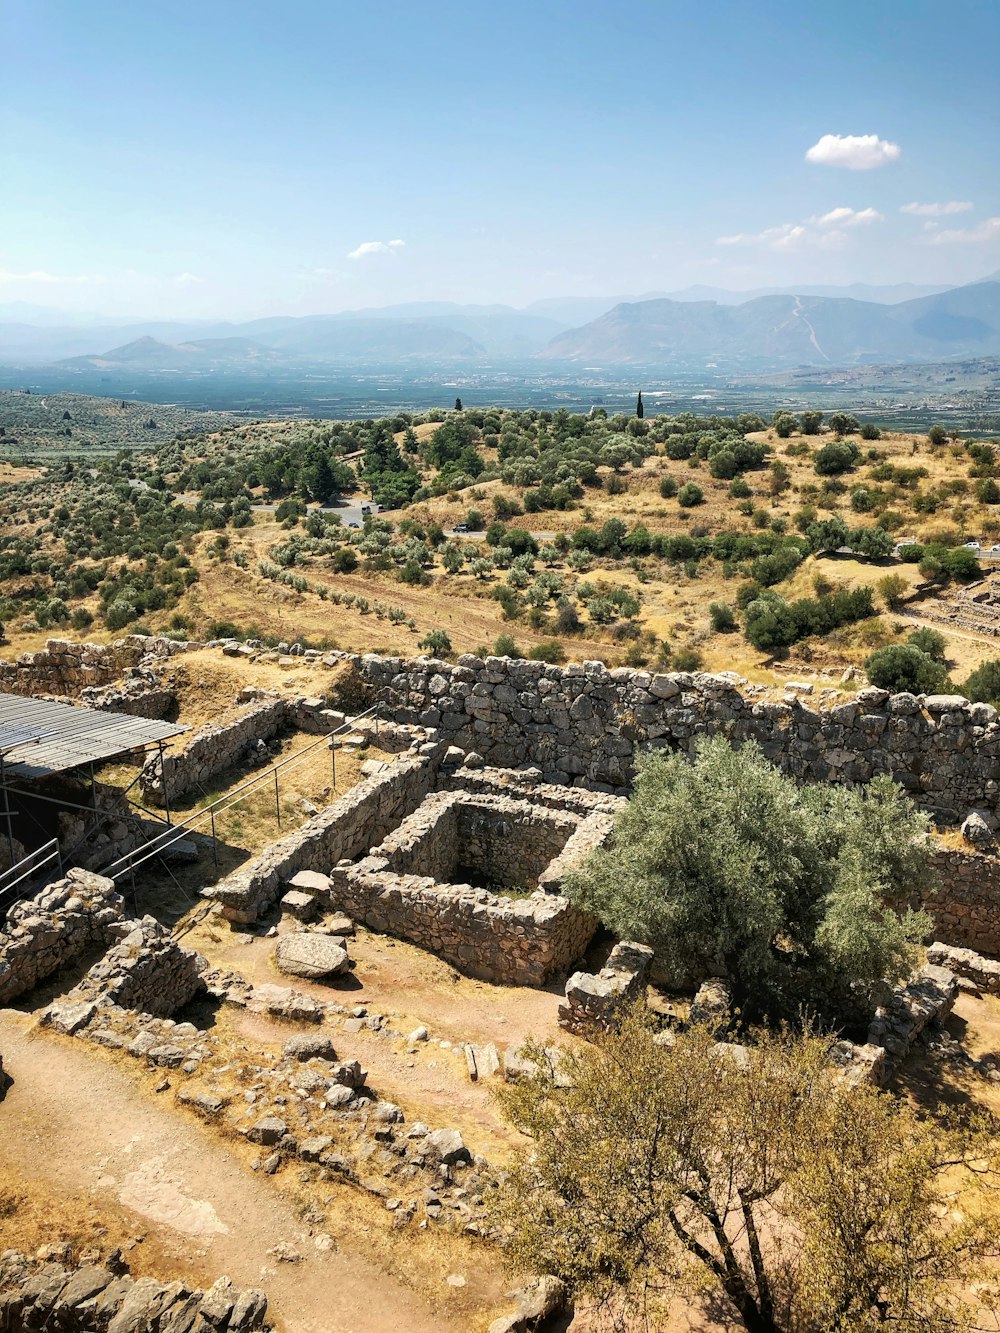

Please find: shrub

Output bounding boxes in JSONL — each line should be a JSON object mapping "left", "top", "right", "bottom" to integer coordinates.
{"left": 658, "top": 475, "right": 678, "bottom": 499}
{"left": 493, "top": 633, "right": 523, "bottom": 658}
{"left": 417, "top": 629, "right": 453, "bottom": 657}
{"left": 708, "top": 601, "right": 735, "bottom": 632}
{"left": 814, "top": 440, "right": 860, "bottom": 475}
{"left": 565, "top": 737, "right": 929, "bottom": 1016}
{"left": 676, "top": 482, "right": 703, "bottom": 508}
{"left": 860, "top": 422, "right": 882, "bottom": 440}
{"left": 528, "top": 639, "right": 566, "bottom": 663}
{"left": 907, "top": 627, "right": 947, "bottom": 661}
{"left": 876, "top": 573, "right": 908, "bottom": 609}
{"left": 865, "top": 644, "right": 947, "bottom": 694}
{"left": 964, "top": 658, "right": 1000, "bottom": 705}
{"left": 672, "top": 645, "right": 704, "bottom": 672}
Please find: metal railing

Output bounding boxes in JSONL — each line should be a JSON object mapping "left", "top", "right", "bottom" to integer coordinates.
{"left": 100, "top": 703, "right": 382, "bottom": 884}
{"left": 0, "top": 838, "right": 62, "bottom": 910}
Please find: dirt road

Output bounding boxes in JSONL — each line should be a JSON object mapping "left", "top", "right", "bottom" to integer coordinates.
{"left": 0, "top": 1012, "right": 494, "bottom": 1333}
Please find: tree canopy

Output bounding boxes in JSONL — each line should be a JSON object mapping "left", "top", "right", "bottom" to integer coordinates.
{"left": 491, "top": 1012, "right": 1000, "bottom": 1333}
{"left": 564, "top": 737, "right": 930, "bottom": 1019}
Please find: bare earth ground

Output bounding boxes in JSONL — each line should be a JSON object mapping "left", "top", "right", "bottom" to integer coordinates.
{"left": 0, "top": 1011, "right": 506, "bottom": 1333}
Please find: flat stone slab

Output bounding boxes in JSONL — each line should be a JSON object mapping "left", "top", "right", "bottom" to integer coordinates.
{"left": 280, "top": 889, "right": 317, "bottom": 921}
{"left": 288, "top": 870, "right": 332, "bottom": 894}
{"left": 274, "top": 933, "right": 350, "bottom": 981}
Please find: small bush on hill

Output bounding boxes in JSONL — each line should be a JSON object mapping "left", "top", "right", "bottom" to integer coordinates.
{"left": 865, "top": 644, "right": 948, "bottom": 694}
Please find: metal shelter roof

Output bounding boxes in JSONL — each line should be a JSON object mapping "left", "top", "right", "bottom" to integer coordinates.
{"left": 0, "top": 692, "right": 186, "bottom": 782}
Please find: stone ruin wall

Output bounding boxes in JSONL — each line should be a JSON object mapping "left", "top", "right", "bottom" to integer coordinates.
{"left": 139, "top": 693, "right": 345, "bottom": 807}
{"left": 208, "top": 746, "right": 444, "bottom": 924}
{"left": 0, "top": 869, "right": 125, "bottom": 1005}
{"left": 926, "top": 848, "right": 1000, "bottom": 955}
{"left": 329, "top": 866, "right": 596, "bottom": 987}
{"left": 0, "top": 1250, "right": 272, "bottom": 1333}
{"left": 334, "top": 651, "right": 1000, "bottom": 824}
{"left": 0, "top": 635, "right": 201, "bottom": 700}
{"left": 376, "top": 790, "right": 580, "bottom": 891}
{"left": 66, "top": 916, "right": 205, "bottom": 1019}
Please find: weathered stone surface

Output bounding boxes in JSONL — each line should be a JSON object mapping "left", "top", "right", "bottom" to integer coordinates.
{"left": 282, "top": 1032, "right": 338, "bottom": 1061}
{"left": 0, "top": 1249, "right": 274, "bottom": 1332}
{"left": 426, "top": 1128, "right": 470, "bottom": 1165}
{"left": 0, "top": 870, "right": 125, "bottom": 1005}
{"left": 690, "top": 978, "right": 733, "bottom": 1030}
{"left": 927, "top": 941, "right": 1000, "bottom": 993}
{"left": 274, "top": 933, "right": 350, "bottom": 980}
{"left": 279, "top": 890, "right": 317, "bottom": 921}
{"left": 559, "top": 941, "right": 654, "bottom": 1036}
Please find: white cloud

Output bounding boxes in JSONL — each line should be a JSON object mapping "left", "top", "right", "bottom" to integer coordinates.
{"left": 805, "top": 133, "right": 901, "bottom": 170}
{"left": 173, "top": 272, "right": 202, "bottom": 285}
{"left": 926, "top": 216, "right": 1000, "bottom": 245}
{"left": 717, "top": 208, "right": 882, "bottom": 251}
{"left": 901, "top": 200, "right": 973, "bottom": 217}
{"left": 816, "top": 206, "right": 884, "bottom": 226}
{"left": 347, "top": 239, "right": 405, "bottom": 260}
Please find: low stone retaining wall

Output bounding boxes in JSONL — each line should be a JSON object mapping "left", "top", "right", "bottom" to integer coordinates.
{"left": 68, "top": 917, "right": 205, "bottom": 1018}
{"left": 926, "top": 848, "right": 1000, "bottom": 955}
{"left": 0, "top": 635, "right": 202, "bottom": 699}
{"left": 0, "top": 870, "right": 124, "bottom": 1005}
{"left": 329, "top": 866, "right": 597, "bottom": 986}
{"left": 866, "top": 962, "right": 959, "bottom": 1081}
{"left": 79, "top": 670, "right": 176, "bottom": 720}
{"left": 559, "top": 941, "right": 654, "bottom": 1035}
{"left": 140, "top": 693, "right": 349, "bottom": 807}
{"left": 207, "top": 748, "right": 443, "bottom": 923}
{"left": 139, "top": 697, "right": 290, "bottom": 806}
{"left": 927, "top": 940, "right": 1000, "bottom": 993}
{"left": 0, "top": 1250, "right": 272, "bottom": 1332}
{"left": 374, "top": 790, "right": 581, "bottom": 892}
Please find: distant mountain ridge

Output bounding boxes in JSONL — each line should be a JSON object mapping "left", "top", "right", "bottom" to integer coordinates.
{"left": 538, "top": 280, "right": 1000, "bottom": 369}
{"left": 1, "top": 274, "right": 997, "bottom": 372}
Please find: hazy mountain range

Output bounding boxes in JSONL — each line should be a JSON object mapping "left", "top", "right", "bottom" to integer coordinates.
{"left": 0, "top": 274, "right": 997, "bottom": 373}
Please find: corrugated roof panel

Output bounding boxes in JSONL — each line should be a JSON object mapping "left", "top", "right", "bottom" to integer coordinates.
{"left": 0, "top": 693, "right": 186, "bottom": 780}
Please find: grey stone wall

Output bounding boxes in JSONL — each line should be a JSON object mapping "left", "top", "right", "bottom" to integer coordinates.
{"left": 139, "top": 696, "right": 290, "bottom": 806}
{"left": 559, "top": 941, "right": 654, "bottom": 1035}
{"left": 0, "top": 1249, "right": 272, "bottom": 1332}
{"left": 0, "top": 869, "right": 124, "bottom": 1005}
{"left": 329, "top": 866, "right": 596, "bottom": 986}
{"left": 376, "top": 791, "right": 580, "bottom": 892}
{"left": 0, "top": 635, "right": 201, "bottom": 699}
{"left": 207, "top": 747, "right": 443, "bottom": 923}
{"left": 70, "top": 916, "right": 205, "bottom": 1018}
{"left": 139, "top": 693, "right": 347, "bottom": 807}
{"left": 926, "top": 849, "right": 1000, "bottom": 955}
{"left": 333, "top": 652, "right": 1000, "bottom": 823}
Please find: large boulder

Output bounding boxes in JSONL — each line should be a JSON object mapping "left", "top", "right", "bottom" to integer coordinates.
{"left": 274, "top": 934, "right": 350, "bottom": 981}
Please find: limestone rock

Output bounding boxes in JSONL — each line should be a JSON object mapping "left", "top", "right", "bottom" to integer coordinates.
{"left": 274, "top": 934, "right": 349, "bottom": 981}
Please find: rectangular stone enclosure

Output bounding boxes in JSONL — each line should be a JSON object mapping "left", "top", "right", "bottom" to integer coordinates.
{"left": 379, "top": 792, "right": 579, "bottom": 897}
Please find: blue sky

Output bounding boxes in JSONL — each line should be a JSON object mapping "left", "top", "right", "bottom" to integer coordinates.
{"left": 2, "top": 0, "right": 998, "bottom": 319}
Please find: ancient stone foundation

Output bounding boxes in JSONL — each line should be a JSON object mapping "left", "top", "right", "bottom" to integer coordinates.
{"left": 559, "top": 941, "right": 654, "bottom": 1035}
{"left": 334, "top": 651, "right": 1000, "bottom": 823}
{"left": 926, "top": 848, "right": 1000, "bottom": 955}
{"left": 208, "top": 746, "right": 443, "bottom": 924}
{"left": 0, "top": 870, "right": 124, "bottom": 1005}
{"left": 0, "top": 1249, "right": 272, "bottom": 1332}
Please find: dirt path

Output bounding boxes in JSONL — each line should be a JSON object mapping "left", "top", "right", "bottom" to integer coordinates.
{"left": 0, "top": 1012, "right": 495, "bottom": 1333}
